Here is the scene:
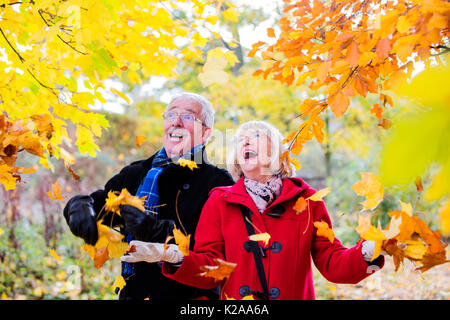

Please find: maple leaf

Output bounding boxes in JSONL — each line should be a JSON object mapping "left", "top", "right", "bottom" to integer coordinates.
{"left": 135, "top": 135, "right": 146, "bottom": 148}
{"left": 293, "top": 196, "right": 307, "bottom": 214}
{"left": 46, "top": 180, "right": 64, "bottom": 201}
{"left": 49, "top": 249, "right": 61, "bottom": 264}
{"left": 415, "top": 251, "right": 449, "bottom": 273}
{"left": 177, "top": 158, "right": 198, "bottom": 171}
{"left": 249, "top": 232, "right": 271, "bottom": 246}
{"left": 94, "top": 246, "right": 109, "bottom": 269}
{"left": 104, "top": 188, "right": 146, "bottom": 215}
{"left": 307, "top": 187, "right": 331, "bottom": 201}
{"left": 173, "top": 227, "right": 190, "bottom": 256}
{"left": 314, "top": 221, "right": 335, "bottom": 244}
{"left": 352, "top": 172, "right": 384, "bottom": 210}
{"left": 199, "top": 258, "right": 237, "bottom": 281}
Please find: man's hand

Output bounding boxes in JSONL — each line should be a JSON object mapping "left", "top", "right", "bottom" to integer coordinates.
{"left": 120, "top": 205, "right": 156, "bottom": 241}
{"left": 63, "top": 195, "right": 98, "bottom": 245}
{"left": 120, "top": 240, "right": 184, "bottom": 264}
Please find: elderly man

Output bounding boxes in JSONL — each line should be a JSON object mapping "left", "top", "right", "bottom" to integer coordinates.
{"left": 63, "top": 92, "right": 233, "bottom": 300}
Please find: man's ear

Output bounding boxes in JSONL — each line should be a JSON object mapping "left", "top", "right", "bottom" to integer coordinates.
{"left": 202, "top": 127, "right": 212, "bottom": 144}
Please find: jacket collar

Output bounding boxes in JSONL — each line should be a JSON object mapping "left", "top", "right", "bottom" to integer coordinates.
{"left": 223, "top": 176, "right": 310, "bottom": 214}
{"left": 141, "top": 144, "right": 209, "bottom": 169}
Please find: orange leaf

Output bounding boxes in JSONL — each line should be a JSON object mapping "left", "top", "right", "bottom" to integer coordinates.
{"left": 94, "top": 246, "right": 110, "bottom": 269}
{"left": 415, "top": 176, "right": 423, "bottom": 192}
{"left": 415, "top": 251, "right": 449, "bottom": 273}
{"left": 328, "top": 91, "right": 350, "bottom": 117}
{"left": 346, "top": 42, "right": 361, "bottom": 67}
{"left": 376, "top": 38, "right": 391, "bottom": 59}
{"left": 199, "top": 258, "right": 237, "bottom": 281}
{"left": 293, "top": 196, "right": 307, "bottom": 214}
{"left": 135, "top": 136, "right": 146, "bottom": 148}
{"left": 314, "top": 221, "right": 335, "bottom": 243}
{"left": 267, "top": 27, "right": 275, "bottom": 38}
{"left": 370, "top": 103, "right": 383, "bottom": 119}
{"left": 46, "top": 180, "right": 64, "bottom": 201}
{"left": 377, "top": 118, "right": 392, "bottom": 129}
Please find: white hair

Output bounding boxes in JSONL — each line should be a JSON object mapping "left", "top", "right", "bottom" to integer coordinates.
{"left": 167, "top": 92, "right": 215, "bottom": 129}
{"left": 227, "top": 120, "right": 295, "bottom": 181}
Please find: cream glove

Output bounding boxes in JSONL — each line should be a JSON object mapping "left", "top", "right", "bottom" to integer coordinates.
{"left": 361, "top": 240, "right": 377, "bottom": 262}
{"left": 120, "top": 240, "right": 184, "bottom": 264}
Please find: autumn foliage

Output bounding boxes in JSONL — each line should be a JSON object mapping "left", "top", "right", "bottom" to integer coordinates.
{"left": 251, "top": 0, "right": 449, "bottom": 156}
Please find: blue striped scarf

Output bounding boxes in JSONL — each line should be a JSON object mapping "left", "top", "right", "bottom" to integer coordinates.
{"left": 121, "top": 145, "right": 204, "bottom": 276}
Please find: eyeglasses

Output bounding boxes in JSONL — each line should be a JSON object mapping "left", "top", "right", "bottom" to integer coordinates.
{"left": 163, "top": 111, "right": 205, "bottom": 126}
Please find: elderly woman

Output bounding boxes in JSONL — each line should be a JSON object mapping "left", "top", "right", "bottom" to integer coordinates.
{"left": 121, "top": 120, "right": 383, "bottom": 300}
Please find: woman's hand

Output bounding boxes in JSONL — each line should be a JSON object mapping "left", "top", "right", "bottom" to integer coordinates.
{"left": 361, "top": 240, "right": 378, "bottom": 262}
{"left": 120, "top": 240, "right": 184, "bottom": 264}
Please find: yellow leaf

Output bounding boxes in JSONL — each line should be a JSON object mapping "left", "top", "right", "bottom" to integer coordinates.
{"left": 0, "top": 164, "right": 18, "bottom": 191}
{"left": 173, "top": 227, "right": 190, "bottom": 256}
{"left": 222, "top": 8, "right": 239, "bottom": 22}
{"left": 110, "top": 88, "right": 131, "bottom": 104}
{"left": 307, "top": 187, "right": 331, "bottom": 201}
{"left": 198, "top": 56, "right": 229, "bottom": 87}
{"left": 399, "top": 200, "right": 413, "bottom": 216}
{"left": 177, "top": 158, "right": 198, "bottom": 171}
{"left": 112, "top": 275, "right": 126, "bottom": 293}
{"left": 49, "top": 249, "right": 61, "bottom": 263}
{"left": 108, "top": 241, "right": 129, "bottom": 259}
{"left": 313, "top": 221, "right": 335, "bottom": 243}
{"left": 352, "top": 172, "right": 384, "bottom": 210}
{"left": 249, "top": 232, "right": 271, "bottom": 246}
{"left": 46, "top": 180, "right": 65, "bottom": 201}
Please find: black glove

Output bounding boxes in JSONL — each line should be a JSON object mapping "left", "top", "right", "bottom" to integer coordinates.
{"left": 120, "top": 204, "right": 156, "bottom": 241}
{"left": 63, "top": 195, "right": 98, "bottom": 245}
{"left": 120, "top": 205, "right": 175, "bottom": 242}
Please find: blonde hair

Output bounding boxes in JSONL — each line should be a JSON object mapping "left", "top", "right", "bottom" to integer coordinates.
{"left": 227, "top": 120, "right": 295, "bottom": 181}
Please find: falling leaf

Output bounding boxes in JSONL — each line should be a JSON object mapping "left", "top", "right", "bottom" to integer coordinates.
{"left": 199, "top": 258, "right": 237, "bottom": 281}
{"left": 110, "top": 88, "right": 131, "bottom": 104}
{"left": 399, "top": 200, "right": 413, "bottom": 216}
{"left": 177, "top": 158, "right": 198, "bottom": 171}
{"left": 293, "top": 196, "right": 307, "bottom": 214}
{"left": 173, "top": 227, "right": 190, "bottom": 256}
{"left": 49, "top": 249, "right": 61, "bottom": 263}
{"left": 65, "top": 165, "right": 80, "bottom": 181}
{"left": 112, "top": 276, "right": 126, "bottom": 293}
{"left": 314, "top": 221, "right": 335, "bottom": 243}
{"left": 104, "top": 188, "right": 147, "bottom": 215}
{"left": 46, "top": 180, "right": 64, "bottom": 201}
{"left": 415, "top": 176, "right": 424, "bottom": 192}
{"left": 94, "top": 246, "right": 109, "bottom": 269}
{"left": 249, "top": 232, "right": 271, "bottom": 246}
{"left": 307, "top": 187, "right": 331, "bottom": 201}
{"left": 377, "top": 118, "right": 393, "bottom": 129}
{"left": 198, "top": 56, "right": 229, "bottom": 87}
{"left": 135, "top": 136, "right": 146, "bottom": 148}
{"left": 352, "top": 172, "right": 384, "bottom": 210}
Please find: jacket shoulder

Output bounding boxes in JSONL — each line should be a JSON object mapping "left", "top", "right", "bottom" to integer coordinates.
{"left": 201, "top": 164, "right": 234, "bottom": 185}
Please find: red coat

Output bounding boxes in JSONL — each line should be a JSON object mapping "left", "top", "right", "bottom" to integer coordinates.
{"left": 163, "top": 177, "right": 384, "bottom": 300}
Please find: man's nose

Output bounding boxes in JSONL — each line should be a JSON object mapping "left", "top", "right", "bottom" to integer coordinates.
{"left": 172, "top": 114, "right": 184, "bottom": 126}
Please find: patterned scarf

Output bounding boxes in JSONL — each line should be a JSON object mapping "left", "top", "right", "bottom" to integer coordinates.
{"left": 244, "top": 175, "right": 283, "bottom": 213}
{"left": 122, "top": 145, "right": 204, "bottom": 276}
